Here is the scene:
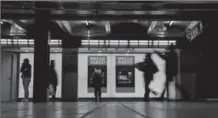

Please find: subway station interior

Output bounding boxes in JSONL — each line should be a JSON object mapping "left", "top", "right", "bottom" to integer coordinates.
{"left": 1, "top": 1, "right": 218, "bottom": 118}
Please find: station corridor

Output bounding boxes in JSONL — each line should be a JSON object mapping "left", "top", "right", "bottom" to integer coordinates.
{"left": 2, "top": 1, "right": 218, "bottom": 118}
{"left": 1, "top": 102, "right": 218, "bottom": 118}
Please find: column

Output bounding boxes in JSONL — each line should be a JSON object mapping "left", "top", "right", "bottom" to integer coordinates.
{"left": 33, "top": 9, "right": 51, "bottom": 102}
{"left": 0, "top": 32, "right": 1, "bottom": 103}
{"left": 196, "top": 16, "right": 218, "bottom": 99}
{"left": 61, "top": 36, "right": 81, "bottom": 101}
{"left": 61, "top": 49, "right": 78, "bottom": 101}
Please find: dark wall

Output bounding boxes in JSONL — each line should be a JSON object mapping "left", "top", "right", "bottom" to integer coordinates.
{"left": 195, "top": 18, "right": 218, "bottom": 99}
{"left": 180, "top": 51, "right": 198, "bottom": 73}
{"left": 1, "top": 22, "right": 12, "bottom": 36}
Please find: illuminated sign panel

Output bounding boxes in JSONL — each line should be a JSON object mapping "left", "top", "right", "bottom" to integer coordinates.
{"left": 186, "top": 21, "right": 204, "bottom": 41}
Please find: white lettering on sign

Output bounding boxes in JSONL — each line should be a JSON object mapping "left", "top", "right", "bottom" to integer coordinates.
{"left": 89, "top": 56, "right": 106, "bottom": 61}
{"left": 90, "top": 60, "right": 106, "bottom": 65}
{"left": 117, "top": 56, "right": 134, "bottom": 65}
{"left": 89, "top": 56, "right": 106, "bottom": 65}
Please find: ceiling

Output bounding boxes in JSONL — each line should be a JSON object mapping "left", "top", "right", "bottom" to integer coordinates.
{"left": 1, "top": 19, "right": 196, "bottom": 40}
{"left": 1, "top": 1, "right": 218, "bottom": 41}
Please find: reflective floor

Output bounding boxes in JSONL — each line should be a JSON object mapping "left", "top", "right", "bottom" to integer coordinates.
{"left": 1, "top": 102, "right": 218, "bottom": 118}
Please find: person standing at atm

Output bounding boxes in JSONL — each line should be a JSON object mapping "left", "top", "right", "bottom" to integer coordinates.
{"left": 92, "top": 68, "right": 104, "bottom": 102}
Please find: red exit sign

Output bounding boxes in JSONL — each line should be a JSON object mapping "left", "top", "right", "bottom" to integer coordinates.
{"left": 185, "top": 21, "right": 204, "bottom": 41}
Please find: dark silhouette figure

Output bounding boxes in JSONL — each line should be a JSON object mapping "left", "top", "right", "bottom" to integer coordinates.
{"left": 143, "top": 53, "right": 159, "bottom": 101}
{"left": 48, "top": 60, "right": 58, "bottom": 102}
{"left": 92, "top": 68, "right": 104, "bottom": 102}
{"left": 155, "top": 44, "right": 189, "bottom": 101}
{"left": 20, "top": 58, "right": 32, "bottom": 102}
{"left": 135, "top": 53, "right": 159, "bottom": 101}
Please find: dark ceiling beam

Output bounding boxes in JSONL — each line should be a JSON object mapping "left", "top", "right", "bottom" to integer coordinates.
{"left": 2, "top": 1, "right": 218, "bottom": 10}
{"left": 50, "top": 11, "right": 218, "bottom": 21}
{"left": 1, "top": 34, "right": 184, "bottom": 41}
{"left": 88, "top": 34, "right": 184, "bottom": 40}
{"left": 2, "top": 10, "right": 218, "bottom": 20}
{"left": 49, "top": 21, "right": 69, "bottom": 38}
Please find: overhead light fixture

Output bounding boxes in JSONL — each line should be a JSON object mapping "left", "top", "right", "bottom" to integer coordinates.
{"left": 1, "top": 21, "right": 3, "bottom": 24}
{"left": 132, "top": 19, "right": 138, "bottom": 23}
{"left": 159, "top": 22, "right": 167, "bottom": 31}
{"left": 169, "top": 21, "right": 174, "bottom": 26}
{"left": 105, "top": 11, "right": 116, "bottom": 15}
{"left": 86, "top": 20, "right": 89, "bottom": 26}
{"left": 133, "top": 11, "right": 145, "bottom": 15}
{"left": 87, "top": 30, "right": 90, "bottom": 37}
{"left": 148, "top": 21, "right": 158, "bottom": 33}
{"left": 105, "top": 21, "right": 111, "bottom": 33}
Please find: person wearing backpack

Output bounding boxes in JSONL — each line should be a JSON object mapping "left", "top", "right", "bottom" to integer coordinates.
{"left": 20, "top": 58, "right": 32, "bottom": 102}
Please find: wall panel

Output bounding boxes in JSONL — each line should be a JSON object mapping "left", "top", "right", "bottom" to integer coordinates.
{"left": 78, "top": 49, "right": 178, "bottom": 99}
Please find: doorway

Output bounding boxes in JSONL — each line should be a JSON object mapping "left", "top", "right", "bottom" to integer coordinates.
{"left": 1, "top": 52, "right": 18, "bottom": 102}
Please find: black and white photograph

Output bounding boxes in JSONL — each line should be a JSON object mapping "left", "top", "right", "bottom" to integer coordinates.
{"left": 1, "top": 1, "right": 218, "bottom": 118}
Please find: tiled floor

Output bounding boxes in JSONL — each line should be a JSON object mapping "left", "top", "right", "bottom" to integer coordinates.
{"left": 1, "top": 102, "right": 218, "bottom": 118}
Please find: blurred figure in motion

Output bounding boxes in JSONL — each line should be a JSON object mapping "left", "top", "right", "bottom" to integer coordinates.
{"left": 154, "top": 44, "right": 189, "bottom": 101}
{"left": 20, "top": 58, "right": 32, "bottom": 102}
{"left": 48, "top": 60, "right": 58, "bottom": 102}
{"left": 135, "top": 53, "right": 159, "bottom": 101}
{"left": 92, "top": 67, "right": 104, "bottom": 102}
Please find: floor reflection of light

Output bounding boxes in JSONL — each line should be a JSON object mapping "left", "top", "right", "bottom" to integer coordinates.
{"left": 17, "top": 103, "right": 33, "bottom": 117}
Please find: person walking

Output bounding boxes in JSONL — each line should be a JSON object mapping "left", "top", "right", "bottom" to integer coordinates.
{"left": 135, "top": 53, "right": 159, "bottom": 101}
{"left": 48, "top": 60, "right": 58, "bottom": 102}
{"left": 154, "top": 44, "right": 189, "bottom": 101}
{"left": 143, "top": 53, "right": 159, "bottom": 101}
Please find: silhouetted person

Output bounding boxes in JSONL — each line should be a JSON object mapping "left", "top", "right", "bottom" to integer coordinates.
{"left": 135, "top": 53, "right": 159, "bottom": 101}
{"left": 143, "top": 53, "right": 159, "bottom": 101}
{"left": 92, "top": 68, "right": 104, "bottom": 102}
{"left": 48, "top": 60, "right": 58, "bottom": 102}
{"left": 20, "top": 58, "right": 31, "bottom": 102}
{"left": 155, "top": 44, "right": 189, "bottom": 101}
